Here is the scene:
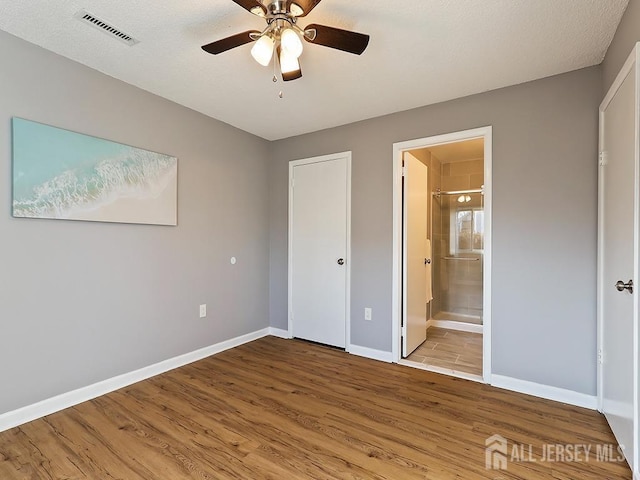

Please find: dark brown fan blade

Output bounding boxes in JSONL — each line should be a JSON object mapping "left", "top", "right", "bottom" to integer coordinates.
{"left": 304, "top": 24, "right": 369, "bottom": 55}
{"left": 231, "top": 0, "right": 267, "bottom": 16}
{"left": 201, "top": 30, "right": 260, "bottom": 55}
{"left": 289, "top": 0, "right": 322, "bottom": 17}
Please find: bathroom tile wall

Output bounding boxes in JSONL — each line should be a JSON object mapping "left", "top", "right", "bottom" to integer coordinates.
{"left": 429, "top": 155, "right": 442, "bottom": 317}
{"left": 442, "top": 159, "right": 484, "bottom": 190}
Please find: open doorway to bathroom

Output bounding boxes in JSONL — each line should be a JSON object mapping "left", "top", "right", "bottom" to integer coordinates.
{"left": 392, "top": 127, "right": 492, "bottom": 383}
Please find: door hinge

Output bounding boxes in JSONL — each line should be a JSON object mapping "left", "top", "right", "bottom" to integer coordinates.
{"left": 402, "top": 165, "right": 407, "bottom": 176}
{"left": 598, "top": 348, "right": 603, "bottom": 365}
{"left": 599, "top": 151, "right": 608, "bottom": 166}
{"left": 291, "top": 177, "right": 295, "bottom": 188}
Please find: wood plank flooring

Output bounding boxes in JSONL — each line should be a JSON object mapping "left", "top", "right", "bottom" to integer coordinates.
{"left": 0, "top": 336, "right": 631, "bottom": 479}
{"left": 407, "top": 327, "right": 483, "bottom": 376}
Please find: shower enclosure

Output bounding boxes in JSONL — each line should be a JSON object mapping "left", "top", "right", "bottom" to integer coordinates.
{"left": 431, "top": 188, "right": 484, "bottom": 326}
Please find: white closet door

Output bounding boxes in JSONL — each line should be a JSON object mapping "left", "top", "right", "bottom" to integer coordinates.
{"left": 290, "top": 154, "right": 350, "bottom": 348}
{"left": 599, "top": 46, "right": 638, "bottom": 473}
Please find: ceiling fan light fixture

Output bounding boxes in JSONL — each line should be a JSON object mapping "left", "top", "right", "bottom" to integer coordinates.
{"left": 202, "top": 0, "right": 370, "bottom": 82}
{"left": 289, "top": 3, "right": 304, "bottom": 16}
{"left": 281, "top": 28, "right": 303, "bottom": 58}
{"left": 251, "top": 34, "right": 274, "bottom": 66}
{"left": 280, "top": 48, "right": 300, "bottom": 74}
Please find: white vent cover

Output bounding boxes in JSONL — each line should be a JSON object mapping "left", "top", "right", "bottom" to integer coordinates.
{"left": 74, "top": 9, "right": 139, "bottom": 46}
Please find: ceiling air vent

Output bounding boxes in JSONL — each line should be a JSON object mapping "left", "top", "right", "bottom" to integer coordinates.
{"left": 74, "top": 9, "right": 139, "bottom": 46}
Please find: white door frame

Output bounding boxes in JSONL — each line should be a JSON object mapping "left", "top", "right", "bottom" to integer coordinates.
{"left": 288, "top": 151, "right": 352, "bottom": 350}
{"left": 392, "top": 127, "right": 493, "bottom": 383}
{"left": 597, "top": 43, "right": 639, "bottom": 474}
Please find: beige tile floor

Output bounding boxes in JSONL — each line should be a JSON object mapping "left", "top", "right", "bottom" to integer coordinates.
{"left": 406, "top": 327, "right": 482, "bottom": 376}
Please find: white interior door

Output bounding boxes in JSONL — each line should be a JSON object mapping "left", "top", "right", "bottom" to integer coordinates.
{"left": 289, "top": 154, "right": 350, "bottom": 348}
{"left": 600, "top": 55, "right": 636, "bottom": 472}
{"left": 403, "top": 152, "right": 429, "bottom": 357}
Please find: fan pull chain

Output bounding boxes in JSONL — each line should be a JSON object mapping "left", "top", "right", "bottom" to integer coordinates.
{"left": 272, "top": 47, "right": 278, "bottom": 83}
{"left": 272, "top": 47, "right": 284, "bottom": 98}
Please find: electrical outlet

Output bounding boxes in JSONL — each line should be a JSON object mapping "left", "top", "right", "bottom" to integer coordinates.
{"left": 364, "top": 307, "right": 372, "bottom": 321}
{"left": 199, "top": 304, "right": 207, "bottom": 318}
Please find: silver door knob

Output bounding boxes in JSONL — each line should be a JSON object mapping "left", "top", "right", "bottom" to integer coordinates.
{"left": 615, "top": 279, "right": 633, "bottom": 293}
{"left": 337, "top": 258, "right": 345, "bottom": 265}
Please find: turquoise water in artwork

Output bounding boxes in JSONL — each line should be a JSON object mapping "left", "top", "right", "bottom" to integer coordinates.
{"left": 12, "top": 118, "right": 177, "bottom": 219}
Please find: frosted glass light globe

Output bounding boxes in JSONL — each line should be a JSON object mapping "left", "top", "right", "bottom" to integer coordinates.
{"left": 279, "top": 48, "right": 300, "bottom": 74}
{"left": 251, "top": 35, "right": 274, "bottom": 66}
{"left": 281, "top": 28, "right": 303, "bottom": 58}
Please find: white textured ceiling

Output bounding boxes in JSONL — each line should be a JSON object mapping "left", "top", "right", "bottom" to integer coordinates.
{"left": 0, "top": 0, "right": 629, "bottom": 140}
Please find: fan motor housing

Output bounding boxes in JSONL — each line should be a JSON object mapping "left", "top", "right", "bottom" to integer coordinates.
{"left": 267, "top": 1, "right": 288, "bottom": 15}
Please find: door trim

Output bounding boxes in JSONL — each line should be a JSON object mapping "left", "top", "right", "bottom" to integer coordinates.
{"left": 597, "top": 42, "right": 640, "bottom": 474}
{"left": 391, "top": 127, "right": 493, "bottom": 383}
{"left": 288, "top": 151, "right": 352, "bottom": 350}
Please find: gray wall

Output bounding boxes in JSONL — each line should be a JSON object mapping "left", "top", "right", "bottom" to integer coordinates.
{"left": 269, "top": 67, "right": 602, "bottom": 395}
{"left": 0, "top": 31, "right": 270, "bottom": 415}
{"left": 603, "top": 0, "right": 639, "bottom": 93}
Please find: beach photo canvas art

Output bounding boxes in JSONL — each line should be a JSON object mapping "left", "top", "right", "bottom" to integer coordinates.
{"left": 12, "top": 118, "right": 177, "bottom": 226}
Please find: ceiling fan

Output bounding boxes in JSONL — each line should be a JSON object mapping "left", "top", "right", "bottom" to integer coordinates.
{"left": 201, "top": 0, "right": 370, "bottom": 81}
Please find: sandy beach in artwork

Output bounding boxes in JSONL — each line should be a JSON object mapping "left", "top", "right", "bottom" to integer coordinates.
{"left": 67, "top": 169, "right": 178, "bottom": 225}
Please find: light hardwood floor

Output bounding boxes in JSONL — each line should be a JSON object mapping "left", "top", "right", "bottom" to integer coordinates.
{"left": 407, "top": 327, "right": 483, "bottom": 376}
{"left": 0, "top": 336, "right": 631, "bottom": 479}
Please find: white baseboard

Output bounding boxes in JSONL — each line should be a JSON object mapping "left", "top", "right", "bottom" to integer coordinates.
{"left": 427, "top": 319, "right": 483, "bottom": 334}
{"left": 0, "top": 327, "right": 271, "bottom": 433}
{"left": 349, "top": 344, "right": 393, "bottom": 363}
{"left": 268, "top": 327, "right": 291, "bottom": 339}
{"left": 491, "top": 374, "right": 597, "bottom": 410}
